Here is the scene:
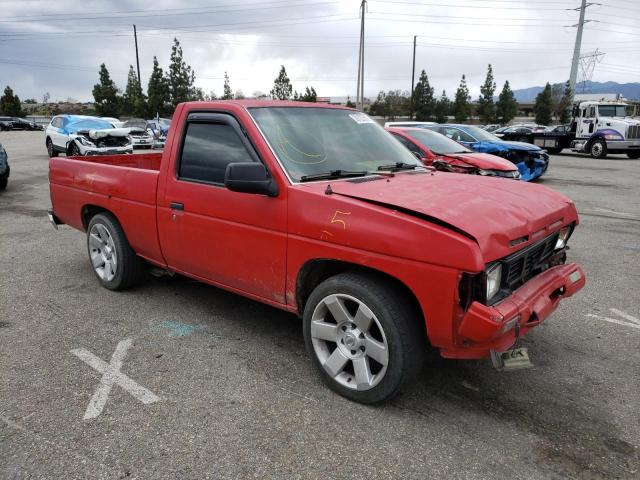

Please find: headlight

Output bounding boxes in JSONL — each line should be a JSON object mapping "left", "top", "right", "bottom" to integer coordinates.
{"left": 604, "top": 133, "right": 623, "bottom": 141}
{"left": 477, "top": 169, "right": 496, "bottom": 176}
{"left": 555, "top": 226, "right": 571, "bottom": 250}
{"left": 486, "top": 263, "right": 502, "bottom": 302}
{"left": 76, "top": 136, "right": 95, "bottom": 147}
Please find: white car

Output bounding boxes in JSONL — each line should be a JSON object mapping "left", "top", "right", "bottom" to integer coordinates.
{"left": 122, "top": 118, "right": 155, "bottom": 149}
{"left": 101, "top": 117, "right": 125, "bottom": 128}
{"left": 45, "top": 115, "right": 133, "bottom": 157}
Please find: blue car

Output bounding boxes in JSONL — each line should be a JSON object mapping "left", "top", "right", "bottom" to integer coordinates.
{"left": 423, "top": 124, "right": 549, "bottom": 181}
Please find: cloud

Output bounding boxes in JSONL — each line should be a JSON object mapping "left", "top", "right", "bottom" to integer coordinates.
{"left": 0, "top": 0, "right": 637, "bottom": 102}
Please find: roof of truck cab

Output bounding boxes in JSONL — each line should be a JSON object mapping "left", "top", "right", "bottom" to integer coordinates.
{"left": 180, "top": 100, "right": 355, "bottom": 110}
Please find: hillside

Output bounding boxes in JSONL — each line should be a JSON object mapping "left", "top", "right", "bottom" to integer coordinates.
{"left": 513, "top": 81, "right": 640, "bottom": 102}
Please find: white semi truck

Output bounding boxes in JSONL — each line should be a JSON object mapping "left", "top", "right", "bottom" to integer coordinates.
{"left": 530, "top": 100, "right": 640, "bottom": 159}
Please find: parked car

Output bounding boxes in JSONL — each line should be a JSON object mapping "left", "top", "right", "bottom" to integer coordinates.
{"left": 384, "top": 121, "right": 435, "bottom": 128}
{"left": 493, "top": 125, "right": 534, "bottom": 141}
{"left": 0, "top": 116, "right": 14, "bottom": 131}
{"left": 48, "top": 101, "right": 585, "bottom": 404}
{"left": 482, "top": 124, "right": 502, "bottom": 132}
{"left": 386, "top": 127, "right": 520, "bottom": 179}
{"left": 45, "top": 115, "right": 133, "bottom": 157}
{"left": 8, "top": 117, "right": 43, "bottom": 131}
{"left": 123, "top": 118, "right": 154, "bottom": 149}
{"left": 0, "top": 142, "right": 9, "bottom": 190}
{"left": 423, "top": 124, "right": 549, "bottom": 181}
{"left": 146, "top": 117, "right": 171, "bottom": 149}
{"left": 101, "top": 117, "right": 125, "bottom": 128}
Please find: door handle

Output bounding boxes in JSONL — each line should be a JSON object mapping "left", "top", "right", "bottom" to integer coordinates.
{"left": 169, "top": 202, "right": 184, "bottom": 211}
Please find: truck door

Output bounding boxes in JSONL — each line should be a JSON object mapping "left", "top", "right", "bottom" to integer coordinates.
{"left": 157, "top": 112, "right": 287, "bottom": 304}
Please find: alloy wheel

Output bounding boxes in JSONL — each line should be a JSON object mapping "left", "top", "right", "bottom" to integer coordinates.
{"left": 310, "top": 293, "right": 389, "bottom": 391}
{"left": 88, "top": 223, "right": 117, "bottom": 282}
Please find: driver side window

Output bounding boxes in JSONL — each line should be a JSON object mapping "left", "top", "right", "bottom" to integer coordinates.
{"left": 444, "top": 128, "right": 473, "bottom": 143}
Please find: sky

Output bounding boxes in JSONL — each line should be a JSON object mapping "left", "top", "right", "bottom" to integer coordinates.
{"left": 0, "top": 0, "right": 638, "bottom": 103}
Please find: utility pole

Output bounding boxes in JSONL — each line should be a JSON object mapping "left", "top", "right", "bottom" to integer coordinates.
{"left": 133, "top": 24, "right": 141, "bottom": 90}
{"left": 410, "top": 35, "right": 416, "bottom": 119}
{"left": 356, "top": 0, "right": 367, "bottom": 110}
{"left": 568, "top": 0, "right": 595, "bottom": 100}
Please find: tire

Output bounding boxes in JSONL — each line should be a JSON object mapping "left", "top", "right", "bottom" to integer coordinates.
{"left": 517, "top": 136, "right": 529, "bottom": 143}
{"left": 0, "top": 178, "right": 7, "bottom": 190}
{"left": 68, "top": 142, "right": 81, "bottom": 157}
{"left": 46, "top": 138, "right": 59, "bottom": 158}
{"left": 627, "top": 152, "right": 640, "bottom": 159}
{"left": 590, "top": 139, "right": 607, "bottom": 159}
{"left": 86, "top": 213, "right": 145, "bottom": 291}
{"left": 547, "top": 148, "right": 562, "bottom": 155}
{"left": 303, "top": 272, "right": 425, "bottom": 404}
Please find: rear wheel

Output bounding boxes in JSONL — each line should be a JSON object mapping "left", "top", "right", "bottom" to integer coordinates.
{"left": 590, "top": 139, "right": 607, "bottom": 159}
{"left": 87, "top": 213, "right": 145, "bottom": 291}
{"left": 627, "top": 152, "right": 640, "bottom": 159}
{"left": 547, "top": 148, "right": 562, "bottom": 155}
{"left": 0, "top": 178, "right": 7, "bottom": 190}
{"left": 303, "top": 272, "right": 425, "bottom": 404}
{"left": 46, "top": 138, "right": 59, "bottom": 158}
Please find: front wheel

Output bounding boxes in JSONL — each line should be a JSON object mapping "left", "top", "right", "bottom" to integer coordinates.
{"left": 68, "top": 142, "right": 81, "bottom": 157}
{"left": 87, "top": 213, "right": 145, "bottom": 290}
{"left": 590, "top": 139, "right": 607, "bottom": 159}
{"left": 303, "top": 273, "right": 425, "bottom": 404}
{"left": 627, "top": 152, "right": 640, "bottom": 159}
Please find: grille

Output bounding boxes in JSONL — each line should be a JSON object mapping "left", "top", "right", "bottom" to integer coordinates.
{"left": 502, "top": 233, "right": 559, "bottom": 290}
{"left": 628, "top": 125, "right": 640, "bottom": 140}
{"left": 96, "top": 136, "right": 130, "bottom": 148}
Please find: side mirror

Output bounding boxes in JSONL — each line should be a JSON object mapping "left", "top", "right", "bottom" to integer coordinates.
{"left": 224, "top": 162, "right": 278, "bottom": 197}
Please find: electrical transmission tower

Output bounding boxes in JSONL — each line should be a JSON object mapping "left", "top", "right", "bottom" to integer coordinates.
{"left": 568, "top": 0, "right": 598, "bottom": 99}
{"left": 578, "top": 49, "right": 605, "bottom": 94}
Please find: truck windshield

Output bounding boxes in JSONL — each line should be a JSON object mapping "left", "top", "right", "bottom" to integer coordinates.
{"left": 404, "top": 129, "right": 471, "bottom": 154}
{"left": 598, "top": 105, "right": 627, "bottom": 117}
{"left": 249, "top": 107, "right": 421, "bottom": 182}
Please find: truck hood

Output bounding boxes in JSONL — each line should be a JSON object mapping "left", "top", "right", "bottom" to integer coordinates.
{"left": 603, "top": 117, "right": 640, "bottom": 127}
{"left": 327, "top": 171, "right": 577, "bottom": 261}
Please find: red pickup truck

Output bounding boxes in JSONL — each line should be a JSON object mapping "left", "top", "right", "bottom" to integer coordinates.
{"left": 49, "top": 101, "right": 585, "bottom": 403}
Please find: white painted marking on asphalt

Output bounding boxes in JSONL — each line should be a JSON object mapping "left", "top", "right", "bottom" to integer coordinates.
{"left": 609, "top": 308, "right": 640, "bottom": 325}
{"left": 586, "top": 313, "right": 640, "bottom": 331}
{"left": 70, "top": 339, "right": 160, "bottom": 420}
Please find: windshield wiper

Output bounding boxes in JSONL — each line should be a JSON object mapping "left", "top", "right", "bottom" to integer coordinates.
{"left": 299, "top": 170, "right": 369, "bottom": 182}
{"left": 376, "top": 162, "right": 420, "bottom": 172}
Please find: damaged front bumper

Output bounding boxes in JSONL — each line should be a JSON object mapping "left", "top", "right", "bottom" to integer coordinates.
{"left": 442, "top": 263, "right": 586, "bottom": 359}
{"left": 79, "top": 145, "right": 133, "bottom": 156}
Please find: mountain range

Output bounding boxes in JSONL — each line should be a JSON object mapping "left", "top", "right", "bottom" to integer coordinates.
{"left": 513, "top": 81, "right": 640, "bottom": 102}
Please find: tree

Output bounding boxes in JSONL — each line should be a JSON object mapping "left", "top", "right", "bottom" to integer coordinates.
{"left": 534, "top": 82, "right": 553, "bottom": 125}
{"left": 167, "top": 38, "right": 198, "bottom": 107}
{"left": 477, "top": 64, "right": 496, "bottom": 124}
{"left": 204, "top": 91, "right": 217, "bottom": 101}
{"left": 412, "top": 70, "right": 435, "bottom": 121}
{"left": 92, "top": 64, "right": 120, "bottom": 117}
{"left": 42, "top": 92, "right": 51, "bottom": 104}
{"left": 496, "top": 80, "right": 518, "bottom": 124}
{"left": 345, "top": 96, "right": 356, "bottom": 108}
{"left": 234, "top": 89, "right": 245, "bottom": 100}
{"left": 369, "top": 90, "right": 409, "bottom": 120}
{"left": 252, "top": 90, "right": 267, "bottom": 100}
{"left": 271, "top": 65, "right": 292, "bottom": 100}
{"left": 147, "top": 56, "right": 170, "bottom": 117}
{"left": 434, "top": 90, "right": 450, "bottom": 123}
{"left": 222, "top": 72, "right": 233, "bottom": 100}
{"left": 453, "top": 75, "right": 471, "bottom": 123}
{"left": 123, "top": 65, "right": 146, "bottom": 117}
{"left": 298, "top": 86, "right": 317, "bottom": 102}
{"left": 557, "top": 80, "right": 573, "bottom": 124}
{"left": 0, "top": 86, "right": 22, "bottom": 116}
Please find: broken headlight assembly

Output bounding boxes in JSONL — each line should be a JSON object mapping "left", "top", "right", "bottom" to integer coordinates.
{"left": 485, "top": 263, "right": 502, "bottom": 302}
{"left": 555, "top": 225, "right": 572, "bottom": 250}
{"left": 75, "top": 136, "right": 95, "bottom": 148}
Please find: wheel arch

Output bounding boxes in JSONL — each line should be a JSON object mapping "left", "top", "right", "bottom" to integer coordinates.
{"left": 295, "top": 259, "right": 426, "bottom": 335}
{"left": 81, "top": 204, "right": 114, "bottom": 231}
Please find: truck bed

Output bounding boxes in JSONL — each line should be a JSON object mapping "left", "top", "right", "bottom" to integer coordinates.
{"left": 49, "top": 152, "right": 165, "bottom": 264}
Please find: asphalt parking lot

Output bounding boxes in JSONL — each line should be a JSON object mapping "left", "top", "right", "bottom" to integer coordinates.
{"left": 1, "top": 131, "right": 639, "bottom": 479}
